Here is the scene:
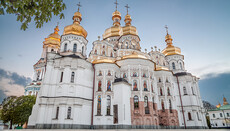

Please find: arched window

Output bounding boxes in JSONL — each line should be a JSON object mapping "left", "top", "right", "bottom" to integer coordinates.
{"left": 197, "top": 112, "right": 200, "bottom": 120}
{"left": 169, "top": 99, "right": 172, "bottom": 113}
{"left": 167, "top": 87, "right": 170, "bottom": 96}
{"left": 97, "top": 96, "right": 101, "bottom": 115}
{"left": 133, "top": 81, "right": 138, "bottom": 91}
{"left": 60, "top": 72, "right": 63, "bottom": 83}
{"left": 82, "top": 46, "right": 84, "bottom": 55}
{"left": 144, "top": 96, "right": 149, "bottom": 114}
{"left": 191, "top": 87, "right": 195, "bottom": 95}
{"left": 143, "top": 81, "right": 148, "bottom": 91}
{"left": 227, "top": 113, "right": 230, "bottom": 117}
{"left": 172, "top": 62, "right": 176, "bottom": 69}
{"left": 107, "top": 70, "right": 111, "bottom": 76}
{"left": 73, "top": 44, "right": 77, "bottom": 52}
{"left": 111, "top": 52, "right": 113, "bottom": 57}
{"left": 143, "top": 73, "right": 146, "bottom": 77}
{"left": 106, "top": 95, "right": 111, "bottom": 115}
{"left": 151, "top": 84, "right": 153, "bottom": 93}
{"left": 51, "top": 49, "right": 54, "bottom": 52}
{"left": 166, "top": 78, "right": 169, "bottom": 83}
{"left": 94, "top": 49, "right": 97, "bottom": 54}
{"left": 102, "top": 50, "right": 105, "bottom": 56}
{"left": 98, "top": 81, "right": 102, "bottom": 91}
{"left": 160, "top": 88, "right": 163, "bottom": 96}
{"left": 180, "top": 62, "right": 183, "bottom": 69}
{"left": 67, "top": 107, "right": 71, "bottom": 119}
{"left": 188, "top": 112, "right": 192, "bottom": 120}
{"left": 133, "top": 72, "right": 137, "bottom": 77}
{"left": 37, "top": 70, "right": 40, "bottom": 80}
{"left": 161, "top": 100, "right": 165, "bottom": 112}
{"left": 64, "top": 43, "right": 67, "bottom": 52}
{"left": 70, "top": 72, "right": 75, "bottom": 83}
{"left": 107, "top": 81, "right": 111, "bottom": 91}
{"left": 98, "top": 70, "right": 102, "bottom": 76}
{"left": 183, "top": 87, "right": 187, "bottom": 95}
{"left": 213, "top": 114, "right": 215, "bottom": 118}
{"left": 123, "top": 73, "right": 127, "bottom": 78}
{"left": 220, "top": 113, "right": 223, "bottom": 117}
{"left": 159, "top": 78, "right": 161, "bottom": 82}
{"left": 144, "top": 96, "right": 148, "bottom": 107}
{"left": 152, "top": 97, "right": 155, "bottom": 110}
{"left": 56, "top": 107, "right": 59, "bottom": 119}
{"left": 134, "top": 95, "right": 139, "bottom": 108}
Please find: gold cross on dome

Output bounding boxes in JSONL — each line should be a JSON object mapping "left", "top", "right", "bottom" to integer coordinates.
{"left": 125, "top": 4, "right": 130, "bottom": 14}
{"left": 165, "top": 25, "right": 169, "bottom": 34}
{"left": 114, "top": 0, "right": 118, "bottom": 11}
{"left": 77, "top": 2, "right": 82, "bottom": 12}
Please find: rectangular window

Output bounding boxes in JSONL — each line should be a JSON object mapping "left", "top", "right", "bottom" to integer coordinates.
{"left": 60, "top": 72, "right": 63, "bottom": 83}
{"left": 56, "top": 107, "right": 59, "bottom": 119}
{"left": 67, "top": 107, "right": 71, "bottom": 119}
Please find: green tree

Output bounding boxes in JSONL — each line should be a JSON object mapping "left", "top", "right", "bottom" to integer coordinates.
{"left": 14, "top": 95, "right": 36, "bottom": 126}
{"left": 0, "top": 95, "right": 36, "bottom": 129}
{"left": 0, "top": 96, "right": 17, "bottom": 129}
{"left": 0, "top": 0, "right": 66, "bottom": 30}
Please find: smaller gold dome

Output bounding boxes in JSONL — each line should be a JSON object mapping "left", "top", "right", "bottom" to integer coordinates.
{"left": 112, "top": 10, "right": 121, "bottom": 20}
{"left": 125, "top": 14, "right": 131, "bottom": 20}
{"left": 63, "top": 11, "right": 87, "bottom": 38}
{"left": 122, "top": 26, "right": 138, "bottom": 36}
{"left": 156, "top": 65, "right": 169, "bottom": 71}
{"left": 92, "top": 59, "right": 115, "bottom": 64}
{"left": 122, "top": 14, "right": 138, "bottom": 36}
{"left": 63, "top": 22, "right": 87, "bottom": 38}
{"left": 74, "top": 11, "right": 82, "bottom": 18}
{"left": 43, "top": 25, "right": 61, "bottom": 47}
{"left": 121, "top": 53, "right": 147, "bottom": 60}
{"left": 162, "top": 33, "right": 181, "bottom": 56}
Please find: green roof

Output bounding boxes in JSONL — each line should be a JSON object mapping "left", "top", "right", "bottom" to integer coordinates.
{"left": 208, "top": 104, "right": 230, "bottom": 111}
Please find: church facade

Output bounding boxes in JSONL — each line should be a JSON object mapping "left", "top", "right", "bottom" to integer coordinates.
{"left": 27, "top": 4, "right": 207, "bottom": 129}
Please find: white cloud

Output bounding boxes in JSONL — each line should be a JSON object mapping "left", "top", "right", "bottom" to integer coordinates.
{"left": 189, "top": 61, "right": 230, "bottom": 79}
{"left": 0, "top": 78, "right": 25, "bottom": 97}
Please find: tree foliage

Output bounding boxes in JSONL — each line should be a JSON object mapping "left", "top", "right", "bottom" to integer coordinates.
{"left": 0, "top": 95, "right": 36, "bottom": 129}
{"left": 0, "top": 0, "right": 66, "bottom": 30}
{"left": 1, "top": 96, "right": 18, "bottom": 129}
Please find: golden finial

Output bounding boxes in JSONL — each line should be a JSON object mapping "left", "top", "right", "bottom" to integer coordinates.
{"left": 114, "top": 0, "right": 118, "bottom": 11}
{"left": 77, "top": 2, "right": 82, "bottom": 12}
{"left": 223, "top": 95, "right": 229, "bottom": 105}
{"left": 165, "top": 25, "right": 169, "bottom": 35}
{"left": 54, "top": 22, "right": 59, "bottom": 34}
{"left": 125, "top": 4, "right": 130, "bottom": 14}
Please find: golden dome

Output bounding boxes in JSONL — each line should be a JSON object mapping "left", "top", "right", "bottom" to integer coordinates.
{"left": 103, "top": 25, "right": 122, "bottom": 39}
{"left": 103, "top": 10, "right": 122, "bottom": 39}
{"left": 223, "top": 97, "right": 229, "bottom": 105}
{"left": 112, "top": 10, "right": 121, "bottom": 20}
{"left": 121, "top": 52, "right": 148, "bottom": 60}
{"left": 63, "top": 11, "right": 87, "bottom": 38}
{"left": 155, "top": 65, "right": 169, "bottom": 71}
{"left": 122, "top": 14, "right": 138, "bottom": 36}
{"left": 92, "top": 59, "right": 115, "bottom": 64}
{"left": 63, "top": 22, "right": 87, "bottom": 38}
{"left": 162, "top": 33, "right": 181, "bottom": 56}
{"left": 43, "top": 25, "right": 61, "bottom": 47}
{"left": 122, "top": 26, "right": 138, "bottom": 36}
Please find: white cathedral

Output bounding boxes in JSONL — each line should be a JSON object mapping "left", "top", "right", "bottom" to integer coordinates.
{"left": 27, "top": 3, "right": 207, "bottom": 129}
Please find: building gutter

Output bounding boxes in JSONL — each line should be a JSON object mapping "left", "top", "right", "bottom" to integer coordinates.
{"left": 176, "top": 75, "right": 186, "bottom": 129}
{"left": 91, "top": 64, "right": 95, "bottom": 128}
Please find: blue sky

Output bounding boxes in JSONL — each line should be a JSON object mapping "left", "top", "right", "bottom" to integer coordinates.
{"left": 0, "top": 0, "right": 229, "bottom": 104}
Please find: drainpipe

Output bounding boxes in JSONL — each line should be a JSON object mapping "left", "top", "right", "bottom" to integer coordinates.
{"left": 91, "top": 64, "right": 95, "bottom": 128}
{"left": 176, "top": 75, "right": 186, "bottom": 129}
